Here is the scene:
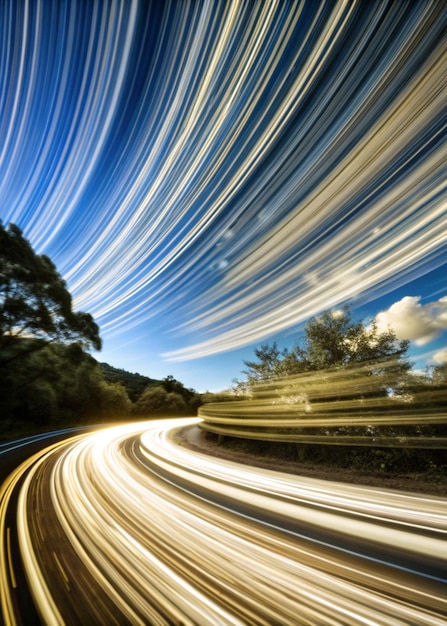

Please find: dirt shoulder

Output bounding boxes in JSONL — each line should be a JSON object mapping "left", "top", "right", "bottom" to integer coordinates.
{"left": 180, "top": 426, "right": 447, "bottom": 497}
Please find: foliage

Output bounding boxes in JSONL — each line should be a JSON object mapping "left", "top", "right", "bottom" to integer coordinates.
{"left": 98, "top": 362, "right": 161, "bottom": 402}
{"left": 134, "top": 376, "right": 203, "bottom": 416}
{"left": 133, "top": 385, "right": 187, "bottom": 416}
{"left": 207, "top": 360, "right": 447, "bottom": 479}
{"left": 0, "top": 343, "right": 132, "bottom": 430}
{"left": 235, "top": 307, "right": 410, "bottom": 397}
{"left": 0, "top": 223, "right": 204, "bottom": 434}
{"left": 0, "top": 224, "right": 134, "bottom": 432}
{"left": 0, "top": 223, "right": 101, "bottom": 367}
{"left": 161, "top": 375, "right": 202, "bottom": 412}
{"left": 232, "top": 307, "right": 415, "bottom": 440}
{"left": 225, "top": 307, "right": 447, "bottom": 477}
{"left": 302, "top": 308, "right": 409, "bottom": 369}
{"left": 211, "top": 434, "right": 446, "bottom": 479}
{"left": 201, "top": 391, "right": 239, "bottom": 404}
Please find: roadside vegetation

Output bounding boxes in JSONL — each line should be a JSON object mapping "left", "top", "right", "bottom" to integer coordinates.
{"left": 2, "top": 221, "right": 445, "bottom": 490}
{"left": 200, "top": 308, "right": 447, "bottom": 484}
{"left": 0, "top": 223, "right": 205, "bottom": 441}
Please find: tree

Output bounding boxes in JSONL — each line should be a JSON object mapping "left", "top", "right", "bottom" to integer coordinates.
{"left": 161, "top": 375, "right": 196, "bottom": 399}
{"left": 133, "top": 385, "right": 187, "bottom": 416}
{"left": 0, "top": 222, "right": 101, "bottom": 366}
{"left": 161, "top": 375, "right": 202, "bottom": 413}
{"left": 225, "top": 309, "right": 444, "bottom": 474}
{"left": 0, "top": 341, "right": 133, "bottom": 428}
{"left": 432, "top": 363, "right": 447, "bottom": 387}
{"left": 235, "top": 307, "right": 410, "bottom": 400}
{"left": 1, "top": 222, "right": 105, "bottom": 428}
{"left": 299, "top": 307, "right": 409, "bottom": 372}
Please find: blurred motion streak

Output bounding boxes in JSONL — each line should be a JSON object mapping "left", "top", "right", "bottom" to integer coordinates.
{"left": 2, "top": 2, "right": 446, "bottom": 358}
{"left": 199, "top": 361, "right": 447, "bottom": 447}
{"left": 0, "top": 419, "right": 446, "bottom": 624}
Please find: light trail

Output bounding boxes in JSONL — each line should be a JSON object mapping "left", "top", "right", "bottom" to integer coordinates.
{"left": 198, "top": 364, "right": 447, "bottom": 446}
{"left": 1, "top": 419, "right": 446, "bottom": 624}
{"left": 1, "top": 2, "right": 446, "bottom": 359}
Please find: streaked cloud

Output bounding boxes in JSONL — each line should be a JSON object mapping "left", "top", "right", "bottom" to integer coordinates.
{"left": 1, "top": 1, "right": 446, "bottom": 366}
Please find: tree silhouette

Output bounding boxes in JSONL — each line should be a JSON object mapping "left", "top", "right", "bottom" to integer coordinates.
{"left": 0, "top": 222, "right": 101, "bottom": 366}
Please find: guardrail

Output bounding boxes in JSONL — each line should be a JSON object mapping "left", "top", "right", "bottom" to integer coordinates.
{"left": 198, "top": 401, "right": 447, "bottom": 448}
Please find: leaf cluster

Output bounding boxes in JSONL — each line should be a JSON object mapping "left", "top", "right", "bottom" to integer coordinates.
{"left": 235, "top": 307, "right": 410, "bottom": 397}
{"left": 0, "top": 222, "right": 101, "bottom": 366}
{"left": 133, "top": 375, "right": 202, "bottom": 416}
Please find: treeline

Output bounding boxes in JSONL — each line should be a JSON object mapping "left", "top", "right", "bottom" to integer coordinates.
{"left": 1, "top": 341, "right": 130, "bottom": 431}
{"left": 0, "top": 339, "right": 206, "bottom": 439}
{"left": 98, "top": 362, "right": 161, "bottom": 402}
{"left": 201, "top": 308, "right": 447, "bottom": 477}
{"left": 101, "top": 368, "right": 205, "bottom": 417}
{"left": 0, "top": 222, "right": 212, "bottom": 440}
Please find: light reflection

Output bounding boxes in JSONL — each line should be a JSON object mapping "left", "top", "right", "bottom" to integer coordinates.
{"left": 199, "top": 364, "right": 447, "bottom": 448}
{"left": 1, "top": 419, "right": 445, "bottom": 624}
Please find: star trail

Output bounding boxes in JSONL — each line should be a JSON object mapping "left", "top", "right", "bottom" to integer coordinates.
{"left": 1, "top": 1, "right": 446, "bottom": 389}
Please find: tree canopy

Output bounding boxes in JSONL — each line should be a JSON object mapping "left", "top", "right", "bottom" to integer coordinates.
{"left": 133, "top": 375, "right": 202, "bottom": 416}
{"left": 0, "top": 222, "right": 101, "bottom": 365}
{"left": 99, "top": 362, "right": 160, "bottom": 402}
{"left": 209, "top": 307, "right": 446, "bottom": 476}
{"left": 0, "top": 223, "right": 204, "bottom": 431}
{"left": 235, "top": 307, "right": 410, "bottom": 396}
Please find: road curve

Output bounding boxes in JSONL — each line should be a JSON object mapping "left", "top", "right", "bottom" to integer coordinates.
{"left": 1, "top": 418, "right": 446, "bottom": 625}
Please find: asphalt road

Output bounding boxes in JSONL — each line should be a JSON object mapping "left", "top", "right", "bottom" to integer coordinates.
{"left": 0, "top": 428, "right": 87, "bottom": 483}
{"left": 1, "top": 418, "right": 446, "bottom": 625}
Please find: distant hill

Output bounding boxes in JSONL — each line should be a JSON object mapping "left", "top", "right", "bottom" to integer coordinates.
{"left": 98, "top": 362, "right": 161, "bottom": 402}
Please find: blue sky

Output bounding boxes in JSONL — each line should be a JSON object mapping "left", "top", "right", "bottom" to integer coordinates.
{"left": 1, "top": 1, "right": 446, "bottom": 392}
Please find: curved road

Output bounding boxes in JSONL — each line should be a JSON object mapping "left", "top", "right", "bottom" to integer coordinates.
{"left": 1, "top": 418, "right": 446, "bottom": 625}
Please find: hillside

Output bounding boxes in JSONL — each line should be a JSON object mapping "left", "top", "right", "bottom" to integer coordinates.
{"left": 98, "top": 362, "right": 161, "bottom": 402}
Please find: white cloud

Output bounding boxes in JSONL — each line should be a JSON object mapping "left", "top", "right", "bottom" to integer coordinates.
{"left": 375, "top": 295, "right": 447, "bottom": 345}
{"left": 432, "top": 348, "right": 447, "bottom": 364}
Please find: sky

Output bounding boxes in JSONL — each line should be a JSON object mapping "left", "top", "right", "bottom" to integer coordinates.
{"left": 1, "top": 1, "right": 446, "bottom": 392}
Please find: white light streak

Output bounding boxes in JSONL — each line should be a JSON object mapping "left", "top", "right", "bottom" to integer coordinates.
{"left": 1, "top": 419, "right": 446, "bottom": 623}
{"left": 1, "top": 1, "right": 446, "bottom": 359}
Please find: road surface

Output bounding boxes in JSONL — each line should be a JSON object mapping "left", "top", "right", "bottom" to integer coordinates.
{"left": 1, "top": 418, "right": 446, "bottom": 624}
